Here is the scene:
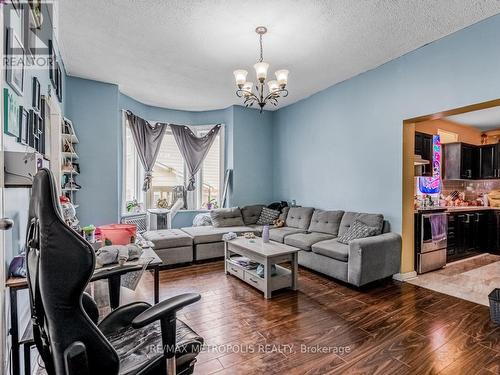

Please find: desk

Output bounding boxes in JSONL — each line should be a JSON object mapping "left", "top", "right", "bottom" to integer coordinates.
{"left": 6, "top": 248, "right": 161, "bottom": 375}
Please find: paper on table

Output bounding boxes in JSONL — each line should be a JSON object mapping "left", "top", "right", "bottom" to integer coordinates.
{"left": 121, "top": 257, "right": 154, "bottom": 291}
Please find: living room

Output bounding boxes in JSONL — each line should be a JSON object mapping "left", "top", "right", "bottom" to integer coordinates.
{"left": 3, "top": 1, "right": 500, "bottom": 375}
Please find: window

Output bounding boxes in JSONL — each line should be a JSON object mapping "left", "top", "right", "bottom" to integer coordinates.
{"left": 123, "top": 124, "right": 144, "bottom": 212}
{"left": 123, "top": 121, "right": 224, "bottom": 213}
{"left": 148, "top": 130, "right": 186, "bottom": 209}
{"left": 198, "top": 129, "right": 221, "bottom": 209}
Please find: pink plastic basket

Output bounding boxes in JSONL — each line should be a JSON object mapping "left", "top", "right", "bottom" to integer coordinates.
{"left": 98, "top": 224, "right": 137, "bottom": 245}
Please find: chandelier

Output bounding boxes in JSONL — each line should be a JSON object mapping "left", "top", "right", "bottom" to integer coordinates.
{"left": 233, "top": 26, "right": 289, "bottom": 112}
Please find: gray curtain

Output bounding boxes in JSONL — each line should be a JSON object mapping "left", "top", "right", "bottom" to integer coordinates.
{"left": 170, "top": 124, "right": 221, "bottom": 191}
{"left": 125, "top": 111, "right": 168, "bottom": 191}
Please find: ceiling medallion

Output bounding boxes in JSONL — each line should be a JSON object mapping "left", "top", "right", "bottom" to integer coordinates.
{"left": 233, "top": 26, "right": 289, "bottom": 112}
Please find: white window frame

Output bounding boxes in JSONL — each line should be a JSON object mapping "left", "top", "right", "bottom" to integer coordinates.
{"left": 122, "top": 112, "right": 145, "bottom": 214}
{"left": 122, "top": 116, "right": 224, "bottom": 213}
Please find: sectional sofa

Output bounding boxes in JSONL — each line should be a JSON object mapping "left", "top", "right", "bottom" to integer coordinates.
{"left": 141, "top": 205, "right": 402, "bottom": 287}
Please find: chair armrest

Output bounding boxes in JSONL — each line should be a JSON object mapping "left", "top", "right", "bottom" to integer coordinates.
{"left": 347, "top": 232, "right": 402, "bottom": 287}
{"left": 64, "top": 341, "right": 90, "bottom": 375}
{"left": 132, "top": 293, "right": 201, "bottom": 328}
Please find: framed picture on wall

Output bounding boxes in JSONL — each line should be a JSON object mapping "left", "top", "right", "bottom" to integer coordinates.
{"left": 32, "top": 77, "right": 41, "bottom": 111}
{"left": 41, "top": 95, "right": 50, "bottom": 156}
{"left": 28, "top": 0, "right": 42, "bottom": 29}
{"left": 56, "top": 62, "right": 63, "bottom": 102}
{"left": 6, "top": 28, "right": 25, "bottom": 96}
{"left": 49, "top": 39, "right": 56, "bottom": 87}
{"left": 28, "top": 109, "right": 41, "bottom": 148}
{"left": 19, "top": 106, "right": 29, "bottom": 145}
{"left": 4, "top": 88, "right": 20, "bottom": 138}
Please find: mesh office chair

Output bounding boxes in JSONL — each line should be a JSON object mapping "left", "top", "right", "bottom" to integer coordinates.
{"left": 26, "top": 169, "right": 203, "bottom": 375}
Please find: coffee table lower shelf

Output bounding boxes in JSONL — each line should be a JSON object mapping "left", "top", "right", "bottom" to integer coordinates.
{"left": 226, "top": 259, "right": 292, "bottom": 293}
{"left": 224, "top": 238, "right": 299, "bottom": 299}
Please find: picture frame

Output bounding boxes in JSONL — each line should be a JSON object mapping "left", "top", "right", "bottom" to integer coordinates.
{"left": 29, "top": 109, "right": 41, "bottom": 149}
{"left": 19, "top": 106, "right": 29, "bottom": 145}
{"left": 41, "top": 95, "right": 50, "bottom": 156}
{"left": 6, "top": 28, "right": 25, "bottom": 96}
{"left": 28, "top": 0, "right": 42, "bottom": 29}
{"left": 56, "top": 61, "right": 63, "bottom": 102}
{"left": 39, "top": 115, "right": 45, "bottom": 154}
{"left": 22, "top": 4, "right": 38, "bottom": 58}
{"left": 4, "top": 88, "right": 20, "bottom": 138}
{"left": 49, "top": 39, "right": 56, "bottom": 88}
{"left": 32, "top": 77, "right": 41, "bottom": 111}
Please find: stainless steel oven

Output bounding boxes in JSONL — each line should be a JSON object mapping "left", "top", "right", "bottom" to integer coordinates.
{"left": 418, "top": 212, "right": 447, "bottom": 273}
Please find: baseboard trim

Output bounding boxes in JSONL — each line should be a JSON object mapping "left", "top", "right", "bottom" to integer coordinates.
{"left": 393, "top": 271, "right": 417, "bottom": 282}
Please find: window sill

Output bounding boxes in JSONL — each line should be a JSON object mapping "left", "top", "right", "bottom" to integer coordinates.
{"left": 121, "top": 211, "right": 146, "bottom": 217}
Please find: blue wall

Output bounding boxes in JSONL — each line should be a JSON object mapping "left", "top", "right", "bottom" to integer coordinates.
{"left": 66, "top": 13, "right": 500, "bottom": 232}
{"left": 65, "top": 86, "right": 274, "bottom": 226}
{"left": 64, "top": 78, "right": 120, "bottom": 226}
{"left": 272, "top": 14, "right": 500, "bottom": 233}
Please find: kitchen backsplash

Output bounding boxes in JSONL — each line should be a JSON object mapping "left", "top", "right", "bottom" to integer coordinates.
{"left": 442, "top": 180, "right": 500, "bottom": 201}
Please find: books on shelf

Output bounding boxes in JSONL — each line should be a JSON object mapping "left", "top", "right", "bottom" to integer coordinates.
{"left": 229, "top": 256, "right": 259, "bottom": 270}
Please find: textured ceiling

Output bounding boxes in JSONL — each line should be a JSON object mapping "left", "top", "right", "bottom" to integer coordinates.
{"left": 59, "top": 0, "right": 500, "bottom": 111}
{"left": 447, "top": 106, "right": 500, "bottom": 131}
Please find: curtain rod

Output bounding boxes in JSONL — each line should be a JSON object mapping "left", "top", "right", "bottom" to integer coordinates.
{"left": 121, "top": 109, "right": 222, "bottom": 127}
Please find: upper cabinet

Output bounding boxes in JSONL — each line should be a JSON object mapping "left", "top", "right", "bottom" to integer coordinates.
{"left": 415, "top": 132, "right": 433, "bottom": 177}
{"left": 480, "top": 144, "right": 500, "bottom": 179}
{"left": 443, "top": 142, "right": 480, "bottom": 180}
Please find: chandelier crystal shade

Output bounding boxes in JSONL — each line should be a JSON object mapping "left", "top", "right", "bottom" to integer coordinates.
{"left": 233, "top": 26, "right": 289, "bottom": 112}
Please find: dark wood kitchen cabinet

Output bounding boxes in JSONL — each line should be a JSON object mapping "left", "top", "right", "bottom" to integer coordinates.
{"left": 447, "top": 210, "right": 490, "bottom": 261}
{"left": 443, "top": 142, "right": 479, "bottom": 180}
{"left": 473, "top": 211, "right": 489, "bottom": 252}
{"left": 415, "top": 132, "right": 433, "bottom": 176}
{"left": 480, "top": 144, "right": 500, "bottom": 179}
{"left": 489, "top": 210, "right": 500, "bottom": 253}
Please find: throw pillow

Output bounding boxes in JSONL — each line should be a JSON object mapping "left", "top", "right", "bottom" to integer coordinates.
{"left": 337, "top": 220, "right": 380, "bottom": 244}
{"left": 256, "top": 207, "right": 280, "bottom": 225}
{"left": 210, "top": 207, "right": 245, "bottom": 227}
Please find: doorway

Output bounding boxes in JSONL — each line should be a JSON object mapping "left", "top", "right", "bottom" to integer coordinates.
{"left": 401, "top": 99, "right": 500, "bottom": 297}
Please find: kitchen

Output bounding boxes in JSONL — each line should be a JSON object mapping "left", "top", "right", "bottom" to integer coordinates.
{"left": 413, "top": 106, "right": 500, "bottom": 277}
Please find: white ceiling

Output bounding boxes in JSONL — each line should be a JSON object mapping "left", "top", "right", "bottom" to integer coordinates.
{"left": 447, "top": 106, "right": 500, "bottom": 131}
{"left": 58, "top": 0, "right": 500, "bottom": 111}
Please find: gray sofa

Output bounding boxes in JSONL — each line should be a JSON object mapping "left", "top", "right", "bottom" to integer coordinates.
{"left": 276, "top": 207, "right": 401, "bottom": 287}
{"left": 143, "top": 204, "right": 401, "bottom": 287}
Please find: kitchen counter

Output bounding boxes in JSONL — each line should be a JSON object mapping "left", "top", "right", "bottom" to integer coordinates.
{"left": 415, "top": 206, "right": 500, "bottom": 213}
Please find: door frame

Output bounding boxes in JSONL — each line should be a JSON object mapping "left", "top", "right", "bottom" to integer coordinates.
{"left": 401, "top": 98, "right": 500, "bottom": 276}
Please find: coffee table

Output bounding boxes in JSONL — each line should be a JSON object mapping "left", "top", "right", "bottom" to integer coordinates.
{"left": 224, "top": 237, "right": 299, "bottom": 298}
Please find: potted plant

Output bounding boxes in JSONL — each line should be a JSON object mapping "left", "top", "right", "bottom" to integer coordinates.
{"left": 206, "top": 198, "right": 218, "bottom": 210}
{"left": 126, "top": 199, "right": 140, "bottom": 213}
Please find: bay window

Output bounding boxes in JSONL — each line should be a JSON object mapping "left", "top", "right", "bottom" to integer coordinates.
{"left": 123, "top": 121, "right": 224, "bottom": 213}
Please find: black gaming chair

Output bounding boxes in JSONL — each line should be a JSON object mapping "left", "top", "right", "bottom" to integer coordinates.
{"left": 25, "top": 169, "right": 203, "bottom": 375}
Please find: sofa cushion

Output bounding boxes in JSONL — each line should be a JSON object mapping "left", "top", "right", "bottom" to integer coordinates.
{"left": 142, "top": 229, "right": 193, "bottom": 249}
{"left": 269, "top": 227, "right": 307, "bottom": 243}
{"left": 285, "top": 207, "right": 314, "bottom": 229}
{"left": 307, "top": 209, "right": 344, "bottom": 236}
{"left": 241, "top": 204, "right": 264, "bottom": 225}
{"left": 181, "top": 225, "right": 255, "bottom": 244}
{"left": 338, "top": 212, "right": 384, "bottom": 236}
{"left": 256, "top": 207, "right": 280, "bottom": 225}
{"left": 337, "top": 220, "right": 381, "bottom": 244}
{"left": 210, "top": 207, "right": 245, "bottom": 227}
{"left": 312, "top": 239, "right": 349, "bottom": 262}
{"left": 284, "top": 232, "right": 336, "bottom": 251}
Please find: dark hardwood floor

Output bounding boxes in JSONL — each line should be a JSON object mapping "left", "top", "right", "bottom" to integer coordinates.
{"left": 119, "top": 261, "right": 500, "bottom": 374}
